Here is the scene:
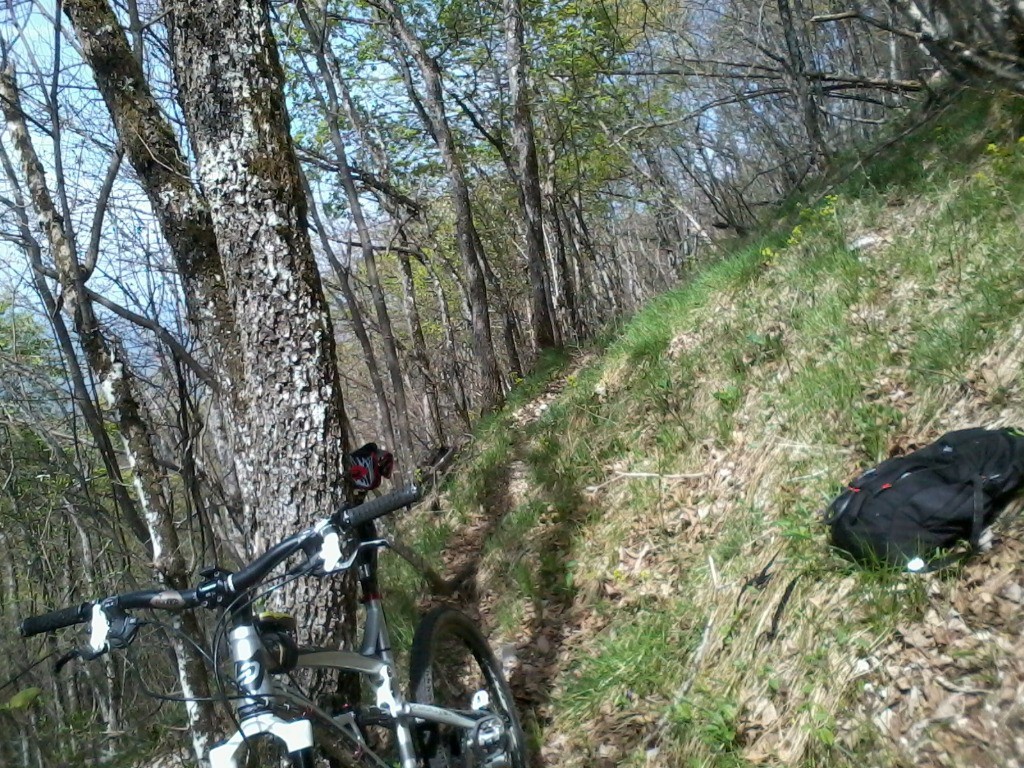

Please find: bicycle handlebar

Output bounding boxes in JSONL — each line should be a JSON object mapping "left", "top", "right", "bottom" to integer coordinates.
{"left": 19, "top": 486, "right": 422, "bottom": 639}
{"left": 20, "top": 603, "right": 92, "bottom": 638}
{"left": 227, "top": 529, "right": 315, "bottom": 595}
{"left": 340, "top": 485, "right": 421, "bottom": 528}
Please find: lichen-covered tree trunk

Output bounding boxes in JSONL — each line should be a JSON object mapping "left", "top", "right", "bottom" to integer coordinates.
{"left": 61, "top": 0, "right": 241, "bottom": 387}
{"left": 57, "top": 0, "right": 357, "bottom": 755}
{"left": 162, "top": 0, "right": 352, "bottom": 638}
{"left": 887, "top": 0, "right": 1024, "bottom": 89}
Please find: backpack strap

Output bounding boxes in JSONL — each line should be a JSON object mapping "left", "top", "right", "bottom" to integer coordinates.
{"left": 922, "top": 475, "right": 987, "bottom": 573}
{"left": 968, "top": 474, "right": 986, "bottom": 550}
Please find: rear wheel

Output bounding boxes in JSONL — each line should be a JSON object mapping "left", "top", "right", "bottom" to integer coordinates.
{"left": 408, "top": 607, "right": 528, "bottom": 768}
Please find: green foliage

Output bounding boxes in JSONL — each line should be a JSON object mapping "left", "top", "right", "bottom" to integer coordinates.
{"left": 562, "top": 603, "right": 700, "bottom": 720}
{"left": 0, "top": 302, "right": 75, "bottom": 528}
{"left": 669, "top": 689, "right": 743, "bottom": 760}
{"left": 1, "top": 686, "right": 42, "bottom": 711}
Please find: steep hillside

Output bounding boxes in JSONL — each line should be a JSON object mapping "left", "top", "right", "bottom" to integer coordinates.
{"left": 388, "top": 89, "right": 1024, "bottom": 768}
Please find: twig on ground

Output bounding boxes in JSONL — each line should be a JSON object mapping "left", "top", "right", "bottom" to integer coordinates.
{"left": 586, "top": 470, "right": 705, "bottom": 493}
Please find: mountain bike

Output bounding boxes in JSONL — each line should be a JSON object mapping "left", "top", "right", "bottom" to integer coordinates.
{"left": 19, "top": 485, "right": 528, "bottom": 768}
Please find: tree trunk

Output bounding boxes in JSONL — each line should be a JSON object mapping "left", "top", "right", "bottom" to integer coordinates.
{"left": 504, "top": 0, "right": 557, "bottom": 351}
{"left": 62, "top": 0, "right": 241, "bottom": 391}
{"left": 0, "top": 141, "right": 150, "bottom": 546}
{"left": 428, "top": 263, "right": 473, "bottom": 431}
{"left": 300, "top": 168, "right": 398, "bottom": 454}
{"left": 777, "top": 0, "right": 830, "bottom": 166}
{"left": 58, "top": 0, "right": 358, "bottom": 751}
{"left": 162, "top": 0, "right": 353, "bottom": 638}
{"left": 472, "top": 227, "right": 523, "bottom": 381}
{"left": 887, "top": 0, "right": 1024, "bottom": 89}
{"left": 541, "top": 142, "right": 581, "bottom": 340}
{"left": 396, "top": 249, "right": 446, "bottom": 445}
{"left": 0, "top": 62, "right": 219, "bottom": 760}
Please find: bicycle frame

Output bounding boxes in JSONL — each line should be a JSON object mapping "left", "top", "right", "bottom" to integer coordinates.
{"left": 208, "top": 529, "right": 482, "bottom": 768}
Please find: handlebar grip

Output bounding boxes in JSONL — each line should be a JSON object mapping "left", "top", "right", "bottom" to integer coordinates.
{"left": 20, "top": 602, "right": 92, "bottom": 638}
{"left": 342, "top": 485, "right": 421, "bottom": 528}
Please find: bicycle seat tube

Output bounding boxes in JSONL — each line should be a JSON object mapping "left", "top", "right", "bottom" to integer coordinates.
{"left": 354, "top": 521, "right": 420, "bottom": 768}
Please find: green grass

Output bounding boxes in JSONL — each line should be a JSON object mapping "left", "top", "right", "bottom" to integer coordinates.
{"left": 560, "top": 602, "right": 701, "bottom": 722}
{"left": 398, "top": 86, "right": 1024, "bottom": 768}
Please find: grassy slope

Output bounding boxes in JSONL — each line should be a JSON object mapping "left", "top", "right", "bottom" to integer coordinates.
{"left": 389, "top": 88, "right": 1024, "bottom": 768}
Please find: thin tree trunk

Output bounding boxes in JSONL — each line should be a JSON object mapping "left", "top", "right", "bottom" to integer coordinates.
{"left": 296, "top": 1, "right": 414, "bottom": 468}
{"left": 62, "top": 0, "right": 241, "bottom": 392}
{"left": 376, "top": 2, "right": 503, "bottom": 411}
{"left": 541, "top": 142, "right": 580, "bottom": 339}
{"left": 778, "top": 0, "right": 829, "bottom": 165}
{"left": 472, "top": 227, "right": 523, "bottom": 381}
{"left": 0, "top": 63, "right": 219, "bottom": 760}
{"left": 0, "top": 141, "right": 150, "bottom": 546}
{"left": 292, "top": 11, "right": 445, "bottom": 444}
{"left": 69, "top": 511, "right": 121, "bottom": 760}
{"left": 504, "top": 0, "right": 557, "bottom": 351}
{"left": 300, "top": 169, "right": 398, "bottom": 453}
{"left": 427, "top": 263, "right": 472, "bottom": 431}
{"left": 396, "top": 249, "right": 445, "bottom": 444}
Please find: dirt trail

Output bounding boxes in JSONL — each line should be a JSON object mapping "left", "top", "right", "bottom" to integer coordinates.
{"left": 413, "top": 374, "right": 599, "bottom": 766}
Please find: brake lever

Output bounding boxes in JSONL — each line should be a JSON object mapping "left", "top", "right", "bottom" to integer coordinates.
{"left": 282, "top": 520, "right": 391, "bottom": 579}
{"left": 308, "top": 532, "right": 389, "bottom": 577}
{"left": 55, "top": 601, "right": 140, "bottom": 673}
{"left": 339, "top": 538, "right": 391, "bottom": 571}
{"left": 88, "top": 601, "right": 139, "bottom": 656}
{"left": 284, "top": 525, "right": 334, "bottom": 578}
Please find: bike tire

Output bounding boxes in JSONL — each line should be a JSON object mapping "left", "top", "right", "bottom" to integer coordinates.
{"left": 408, "top": 607, "right": 528, "bottom": 768}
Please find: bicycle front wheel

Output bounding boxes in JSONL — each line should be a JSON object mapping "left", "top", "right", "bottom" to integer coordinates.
{"left": 408, "top": 607, "right": 528, "bottom": 768}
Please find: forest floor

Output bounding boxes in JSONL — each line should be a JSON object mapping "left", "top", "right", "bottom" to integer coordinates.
{"left": 406, "top": 356, "right": 1024, "bottom": 768}
{"left": 390, "top": 88, "right": 1024, "bottom": 768}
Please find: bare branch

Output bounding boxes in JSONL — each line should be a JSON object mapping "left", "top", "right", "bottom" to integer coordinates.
{"left": 30, "top": 260, "right": 218, "bottom": 390}
{"left": 83, "top": 144, "right": 124, "bottom": 279}
{"left": 809, "top": 11, "right": 859, "bottom": 23}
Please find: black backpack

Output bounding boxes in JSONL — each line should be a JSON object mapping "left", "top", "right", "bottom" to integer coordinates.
{"left": 824, "top": 427, "right": 1024, "bottom": 570}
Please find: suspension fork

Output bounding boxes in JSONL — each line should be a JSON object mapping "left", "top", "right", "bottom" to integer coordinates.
{"left": 209, "top": 603, "right": 316, "bottom": 768}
